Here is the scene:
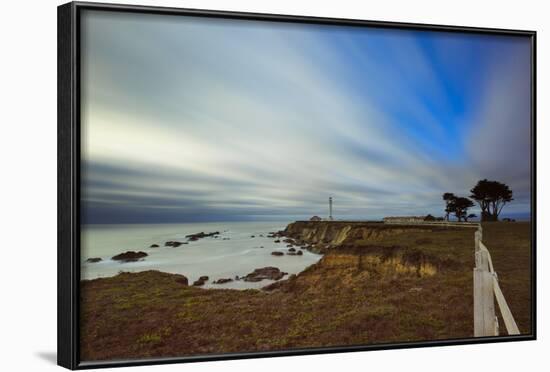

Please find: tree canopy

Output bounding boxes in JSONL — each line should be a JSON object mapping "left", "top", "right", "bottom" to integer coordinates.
{"left": 441, "top": 193, "right": 474, "bottom": 222}
{"left": 442, "top": 192, "right": 456, "bottom": 221}
{"left": 470, "top": 179, "right": 513, "bottom": 221}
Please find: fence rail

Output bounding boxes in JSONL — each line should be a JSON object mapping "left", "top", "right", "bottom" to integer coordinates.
{"left": 382, "top": 220, "right": 520, "bottom": 336}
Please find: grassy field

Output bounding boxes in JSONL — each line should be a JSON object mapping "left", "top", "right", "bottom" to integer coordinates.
{"left": 80, "top": 222, "right": 531, "bottom": 361}
{"left": 480, "top": 222, "right": 532, "bottom": 334}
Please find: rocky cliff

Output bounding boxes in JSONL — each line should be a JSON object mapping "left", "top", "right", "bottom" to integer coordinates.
{"left": 283, "top": 221, "right": 434, "bottom": 253}
{"left": 276, "top": 221, "right": 457, "bottom": 280}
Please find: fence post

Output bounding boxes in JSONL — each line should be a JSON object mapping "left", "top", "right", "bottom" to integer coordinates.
{"left": 474, "top": 267, "right": 497, "bottom": 336}
{"left": 475, "top": 249, "right": 489, "bottom": 271}
{"left": 474, "top": 230, "right": 482, "bottom": 252}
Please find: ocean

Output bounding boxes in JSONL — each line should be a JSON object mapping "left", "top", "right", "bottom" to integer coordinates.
{"left": 80, "top": 221, "right": 322, "bottom": 289}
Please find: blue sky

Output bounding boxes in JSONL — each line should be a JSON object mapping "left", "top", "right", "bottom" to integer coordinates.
{"left": 80, "top": 10, "right": 532, "bottom": 223}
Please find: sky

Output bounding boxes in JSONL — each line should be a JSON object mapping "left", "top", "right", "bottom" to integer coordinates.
{"left": 80, "top": 10, "right": 532, "bottom": 224}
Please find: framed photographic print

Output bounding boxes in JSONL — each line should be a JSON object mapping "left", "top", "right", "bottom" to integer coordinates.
{"left": 57, "top": 1, "right": 536, "bottom": 369}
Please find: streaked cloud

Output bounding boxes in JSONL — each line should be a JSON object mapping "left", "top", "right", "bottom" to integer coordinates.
{"left": 80, "top": 10, "right": 532, "bottom": 223}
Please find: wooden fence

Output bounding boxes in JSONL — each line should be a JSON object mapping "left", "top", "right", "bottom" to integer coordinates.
{"left": 473, "top": 224, "right": 520, "bottom": 336}
{"left": 383, "top": 220, "right": 520, "bottom": 336}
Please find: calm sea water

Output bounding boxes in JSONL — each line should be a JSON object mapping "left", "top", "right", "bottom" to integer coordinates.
{"left": 81, "top": 221, "right": 321, "bottom": 289}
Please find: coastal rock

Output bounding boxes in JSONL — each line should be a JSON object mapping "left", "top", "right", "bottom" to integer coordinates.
{"left": 150, "top": 244, "right": 159, "bottom": 248}
{"left": 86, "top": 257, "right": 102, "bottom": 263}
{"left": 243, "top": 267, "right": 287, "bottom": 282}
{"left": 286, "top": 244, "right": 294, "bottom": 248}
{"left": 111, "top": 251, "right": 148, "bottom": 262}
{"left": 268, "top": 231, "right": 285, "bottom": 238}
{"left": 287, "top": 249, "right": 303, "bottom": 256}
{"left": 165, "top": 241, "right": 187, "bottom": 247}
{"left": 186, "top": 231, "right": 220, "bottom": 241}
{"left": 192, "top": 279, "right": 205, "bottom": 286}
{"left": 274, "top": 240, "right": 281, "bottom": 243}
{"left": 250, "top": 235, "right": 255, "bottom": 238}
{"left": 213, "top": 278, "right": 233, "bottom": 284}
{"left": 193, "top": 276, "right": 209, "bottom": 286}
{"left": 271, "top": 251, "right": 284, "bottom": 256}
{"left": 175, "top": 276, "right": 189, "bottom": 286}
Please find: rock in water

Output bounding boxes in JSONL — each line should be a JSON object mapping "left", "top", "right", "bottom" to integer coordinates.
{"left": 111, "top": 251, "right": 148, "bottom": 262}
{"left": 213, "top": 278, "right": 233, "bottom": 284}
{"left": 243, "top": 267, "right": 288, "bottom": 282}
{"left": 185, "top": 231, "right": 220, "bottom": 241}
{"left": 150, "top": 244, "right": 159, "bottom": 248}
{"left": 271, "top": 251, "right": 284, "bottom": 256}
{"left": 192, "top": 275, "right": 210, "bottom": 286}
{"left": 165, "top": 241, "right": 187, "bottom": 247}
{"left": 85, "top": 257, "right": 102, "bottom": 263}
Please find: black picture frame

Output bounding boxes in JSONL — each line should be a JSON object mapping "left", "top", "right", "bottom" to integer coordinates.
{"left": 58, "top": 1, "right": 537, "bottom": 369}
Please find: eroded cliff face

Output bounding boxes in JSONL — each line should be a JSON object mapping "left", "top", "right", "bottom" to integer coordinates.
{"left": 270, "top": 222, "right": 458, "bottom": 287}
{"left": 263, "top": 243, "right": 447, "bottom": 295}
{"left": 320, "top": 251, "right": 438, "bottom": 278}
{"left": 284, "top": 221, "right": 433, "bottom": 252}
